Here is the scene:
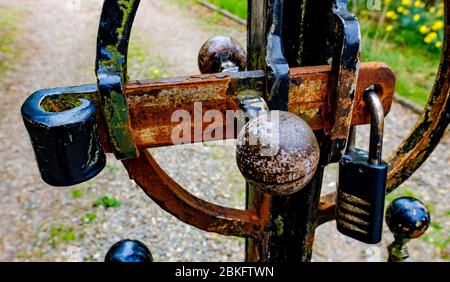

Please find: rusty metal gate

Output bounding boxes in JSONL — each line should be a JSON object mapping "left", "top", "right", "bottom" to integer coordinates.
{"left": 20, "top": 0, "right": 450, "bottom": 262}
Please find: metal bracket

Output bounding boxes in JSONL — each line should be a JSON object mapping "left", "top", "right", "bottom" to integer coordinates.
{"left": 266, "top": 0, "right": 290, "bottom": 111}
{"left": 322, "top": 0, "right": 361, "bottom": 163}
{"left": 95, "top": 0, "right": 140, "bottom": 160}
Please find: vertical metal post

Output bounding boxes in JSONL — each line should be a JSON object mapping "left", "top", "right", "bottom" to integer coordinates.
{"left": 246, "top": 0, "right": 335, "bottom": 262}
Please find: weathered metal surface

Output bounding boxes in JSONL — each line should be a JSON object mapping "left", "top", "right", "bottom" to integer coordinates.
{"left": 122, "top": 150, "right": 267, "bottom": 238}
{"left": 322, "top": 0, "right": 361, "bottom": 163}
{"left": 236, "top": 111, "right": 320, "bottom": 196}
{"left": 95, "top": 0, "right": 139, "bottom": 159}
{"left": 289, "top": 62, "right": 395, "bottom": 128}
{"left": 21, "top": 85, "right": 106, "bottom": 187}
{"left": 125, "top": 70, "right": 264, "bottom": 148}
{"left": 385, "top": 197, "right": 431, "bottom": 262}
{"left": 365, "top": 91, "right": 385, "bottom": 165}
{"left": 198, "top": 36, "right": 247, "bottom": 74}
{"left": 386, "top": 197, "right": 430, "bottom": 240}
{"left": 265, "top": 0, "right": 290, "bottom": 111}
{"left": 317, "top": 0, "right": 450, "bottom": 225}
{"left": 105, "top": 239, "right": 154, "bottom": 262}
{"left": 123, "top": 63, "right": 394, "bottom": 149}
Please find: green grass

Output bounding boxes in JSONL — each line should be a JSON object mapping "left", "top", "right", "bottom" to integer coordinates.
{"left": 70, "top": 188, "right": 83, "bottom": 199}
{"left": 207, "top": 0, "right": 247, "bottom": 20}
{"left": 93, "top": 196, "right": 121, "bottom": 209}
{"left": 0, "top": 6, "right": 22, "bottom": 78}
{"left": 82, "top": 213, "right": 97, "bottom": 223}
{"left": 361, "top": 21, "right": 440, "bottom": 106}
{"left": 15, "top": 252, "right": 27, "bottom": 259}
{"left": 43, "top": 224, "right": 77, "bottom": 248}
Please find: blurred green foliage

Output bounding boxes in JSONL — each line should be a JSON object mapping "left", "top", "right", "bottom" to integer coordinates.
{"left": 0, "top": 7, "right": 21, "bottom": 77}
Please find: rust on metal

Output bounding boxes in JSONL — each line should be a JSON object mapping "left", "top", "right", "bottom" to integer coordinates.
{"left": 122, "top": 62, "right": 395, "bottom": 149}
{"left": 323, "top": 0, "right": 361, "bottom": 163}
{"left": 236, "top": 111, "right": 320, "bottom": 196}
{"left": 122, "top": 149, "right": 269, "bottom": 238}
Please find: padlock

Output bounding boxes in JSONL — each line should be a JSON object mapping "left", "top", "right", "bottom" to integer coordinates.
{"left": 21, "top": 86, "right": 106, "bottom": 187}
{"left": 336, "top": 90, "right": 388, "bottom": 244}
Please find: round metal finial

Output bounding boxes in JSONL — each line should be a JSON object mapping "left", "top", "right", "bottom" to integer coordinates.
{"left": 105, "top": 239, "right": 153, "bottom": 263}
{"left": 198, "top": 36, "right": 247, "bottom": 74}
{"left": 385, "top": 197, "right": 431, "bottom": 262}
{"left": 236, "top": 111, "right": 320, "bottom": 196}
{"left": 385, "top": 197, "right": 430, "bottom": 239}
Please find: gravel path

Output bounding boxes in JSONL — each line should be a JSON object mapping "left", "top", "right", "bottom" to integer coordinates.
{"left": 0, "top": 0, "right": 448, "bottom": 262}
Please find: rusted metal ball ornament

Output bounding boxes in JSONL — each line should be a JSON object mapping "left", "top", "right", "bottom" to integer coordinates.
{"left": 385, "top": 197, "right": 430, "bottom": 239}
{"left": 198, "top": 35, "right": 247, "bottom": 74}
{"left": 236, "top": 111, "right": 320, "bottom": 196}
{"left": 105, "top": 239, "right": 153, "bottom": 263}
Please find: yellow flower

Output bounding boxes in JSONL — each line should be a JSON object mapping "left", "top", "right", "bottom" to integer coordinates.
{"left": 437, "top": 9, "right": 444, "bottom": 17}
{"left": 439, "top": 3, "right": 444, "bottom": 9}
{"left": 423, "top": 32, "right": 437, "bottom": 44}
{"left": 435, "top": 41, "right": 443, "bottom": 48}
{"left": 414, "top": 1, "right": 424, "bottom": 8}
{"left": 153, "top": 69, "right": 159, "bottom": 75}
{"left": 424, "top": 32, "right": 438, "bottom": 44}
{"left": 397, "top": 6, "right": 405, "bottom": 13}
{"left": 429, "top": 7, "right": 436, "bottom": 14}
{"left": 401, "top": 0, "right": 412, "bottom": 6}
{"left": 385, "top": 0, "right": 392, "bottom": 4}
{"left": 402, "top": 9, "right": 410, "bottom": 15}
{"left": 413, "top": 14, "right": 420, "bottom": 22}
{"left": 431, "top": 21, "right": 444, "bottom": 31}
{"left": 419, "top": 25, "right": 430, "bottom": 34}
{"left": 385, "top": 25, "right": 394, "bottom": 32}
{"left": 386, "top": 11, "right": 398, "bottom": 20}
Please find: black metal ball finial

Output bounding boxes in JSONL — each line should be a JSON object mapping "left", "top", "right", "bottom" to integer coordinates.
{"left": 385, "top": 197, "right": 430, "bottom": 240}
{"left": 105, "top": 239, "right": 153, "bottom": 263}
{"left": 198, "top": 36, "right": 247, "bottom": 74}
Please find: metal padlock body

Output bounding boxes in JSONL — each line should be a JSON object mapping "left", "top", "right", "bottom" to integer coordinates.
{"left": 337, "top": 148, "right": 388, "bottom": 244}
{"left": 21, "top": 86, "right": 106, "bottom": 187}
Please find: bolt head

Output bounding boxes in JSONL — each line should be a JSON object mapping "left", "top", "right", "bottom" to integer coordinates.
{"left": 385, "top": 197, "right": 430, "bottom": 239}
{"left": 105, "top": 239, "right": 153, "bottom": 263}
{"left": 198, "top": 36, "right": 246, "bottom": 74}
{"left": 236, "top": 111, "right": 320, "bottom": 196}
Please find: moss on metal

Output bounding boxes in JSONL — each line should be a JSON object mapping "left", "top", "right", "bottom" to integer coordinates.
{"left": 106, "top": 91, "right": 136, "bottom": 158}
{"left": 99, "top": 0, "right": 135, "bottom": 77}
{"left": 41, "top": 95, "right": 83, "bottom": 112}
{"left": 274, "top": 215, "right": 284, "bottom": 237}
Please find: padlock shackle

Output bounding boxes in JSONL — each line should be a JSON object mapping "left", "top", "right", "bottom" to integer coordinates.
{"left": 364, "top": 90, "right": 384, "bottom": 165}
